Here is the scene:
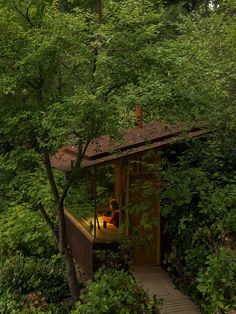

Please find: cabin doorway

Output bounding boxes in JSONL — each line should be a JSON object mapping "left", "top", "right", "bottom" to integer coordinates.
{"left": 128, "top": 167, "right": 160, "bottom": 266}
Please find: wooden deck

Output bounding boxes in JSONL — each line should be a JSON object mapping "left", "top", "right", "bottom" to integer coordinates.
{"left": 95, "top": 216, "right": 119, "bottom": 240}
{"left": 133, "top": 265, "right": 200, "bottom": 314}
{"left": 79, "top": 215, "right": 119, "bottom": 241}
{"left": 65, "top": 210, "right": 119, "bottom": 242}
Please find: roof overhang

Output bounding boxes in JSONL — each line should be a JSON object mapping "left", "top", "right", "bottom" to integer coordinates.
{"left": 50, "top": 122, "right": 208, "bottom": 172}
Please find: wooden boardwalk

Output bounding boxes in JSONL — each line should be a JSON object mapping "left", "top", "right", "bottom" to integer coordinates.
{"left": 133, "top": 265, "right": 200, "bottom": 314}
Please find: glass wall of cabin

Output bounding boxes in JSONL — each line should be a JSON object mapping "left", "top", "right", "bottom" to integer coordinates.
{"left": 65, "top": 164, "right": 121, "bottom": 239}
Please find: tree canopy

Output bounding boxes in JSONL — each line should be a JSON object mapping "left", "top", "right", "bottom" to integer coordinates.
{"left": 0, "top": 0, "right": 235, "bottom": 311}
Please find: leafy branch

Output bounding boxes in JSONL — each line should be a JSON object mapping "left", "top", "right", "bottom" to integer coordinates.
{"left": 13, "top": 1, "right": 34, "bottom": 27}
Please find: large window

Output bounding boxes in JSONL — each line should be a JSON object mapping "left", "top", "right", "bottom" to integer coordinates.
{"left": 65, "top": 165, "right": 119, "bottom": 239}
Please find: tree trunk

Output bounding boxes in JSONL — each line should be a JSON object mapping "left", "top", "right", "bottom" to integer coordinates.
{"left": 43, "top": 147, "right": 81, "bottom": 304}
{"left": 58, "top": 202, "right": 80, "bottom": 304}
{"left": 96, "top": 0, "right": 102, "bottom": 23}
{"left": 63, "top": 244, "right": 80, "bottom": 304}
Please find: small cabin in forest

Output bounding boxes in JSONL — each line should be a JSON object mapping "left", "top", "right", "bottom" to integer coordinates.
{"left": 51, "top": 108, "right": 207, "bottom": 276}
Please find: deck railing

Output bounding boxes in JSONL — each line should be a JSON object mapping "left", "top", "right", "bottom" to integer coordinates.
{"left": 65, "top": 209, "right": 119, "bottom": 275}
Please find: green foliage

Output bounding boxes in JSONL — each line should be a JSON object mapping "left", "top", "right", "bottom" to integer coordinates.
{"left": 0, "top": 0, "right": 236, "bottom": 311}
{"left": 66, "top": 165, "right": 115, "bottom": 220}
{"left": 125, "top": 158, "right": 160, "bottom": 252}
{"left": 0, "top": 254, "right": 69, "bottom": 304}
{"left": 197, "top": 247, "right": 236, "bottom": 314}
{"left": 94, "top": 0, "right": 236, "bottom": 124}
{"left": 95, "top": 237, "right": 133, "bottom": 272}
{"left": 0, "top": 205, "right": 55, "bottom": 258}
{"left": 72, "top": 269, "right": 161, "bottom": 314}
{"left": 66, "top": 178, "right": 94, "bottom": 219}
{"left": 160, "top": 136, "right": 236, "bottom": 313}
{"left": 0, "top": 292, "right": 26, "bottom": 314}
{"left": 0, "top": 205, "right": 67, "bottom": 313}
{"left": 0, "top": 291, "right": 66, "bottom": 314}
{"left": 96, "top": 165, "right": 115, "bottom": 205}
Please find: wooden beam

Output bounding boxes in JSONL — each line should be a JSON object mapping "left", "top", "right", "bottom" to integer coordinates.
{"left": 125, "top": 158, "right": 130, "bottom": 235}
{"left": 157, "top": 199, "right": 161, "bottom": 265}
{"left": 93, "top": 167, "right": 97, "bottom": 238}
{"left": 114, "top": 160, "right": 122, "bottom": 208}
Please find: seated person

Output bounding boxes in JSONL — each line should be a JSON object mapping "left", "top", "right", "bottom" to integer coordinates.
{"left": 101, "top": 199, "right": 120, "bottom": 228}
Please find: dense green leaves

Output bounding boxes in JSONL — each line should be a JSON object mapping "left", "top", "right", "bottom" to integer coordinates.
{"left": 197, "top": 248, "right": 236, "bottom": 313}
{"left": 0, "top": 254, "right": 68, "bottom": 303}
{"left": 0, "top": 205, "right": 55, "bottom": 258}
{"left": 1, "top": 0, "right": 235, "bottom": 204}
{"left": 72, "top": 269, "right": 161, "bottom": 314}
{"left": 0, "top": 255, "right": 69, "bottom": 313}
{"left": 160, "top": 136, "right": 236, "bottom": 313}
{"left": 0, "top": 0, "right": 236, "bottom": 311}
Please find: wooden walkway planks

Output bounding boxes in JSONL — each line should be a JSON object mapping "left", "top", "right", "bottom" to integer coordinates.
{"left": 133, "top": 265, "right": 200, "bottom": 314}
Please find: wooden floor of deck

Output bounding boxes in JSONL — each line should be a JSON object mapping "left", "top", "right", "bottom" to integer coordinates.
{"left": 133, "top": 265, "right": 200, "bottom": 314}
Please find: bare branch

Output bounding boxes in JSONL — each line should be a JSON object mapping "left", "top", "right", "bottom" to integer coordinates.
{"left": 0, "top": 193, "right": 14, "bottom": 200}
{"left": 38, "top": 203, "right": 59, "bottom": 244}
{"left": 92, "top": 47, "right": 98, "bottom": 85}
{"left": 26, "top": 79, "right": 37, "bottom": 90}
{"left": 81, "top": 140, "right": 90, "bottom": 160}
{"left": 59, "top": 139, "right": 90, "bottom": 206}
{"left": 43, "top": 148, "right": 60, "bottom": 203}
{"left": 26, "top": 6, "right": 32, "bottom": 24}
{"left": 57, "top": 61, "right": 81, "bottom": 81}
{"left": 104, "top": 82, "right": 127, "bottom": 98}
{"left": 13, "top": 1, "right": 34, "bottom": 27}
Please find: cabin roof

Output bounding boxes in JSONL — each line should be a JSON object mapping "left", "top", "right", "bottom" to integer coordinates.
{"left": 50, "top": 122, "right": 207, "bottom": 172}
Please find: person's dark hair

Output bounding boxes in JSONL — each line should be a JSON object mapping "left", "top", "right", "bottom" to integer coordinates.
{"left": 109, "top": 199, "right": 119, "bottom": 211}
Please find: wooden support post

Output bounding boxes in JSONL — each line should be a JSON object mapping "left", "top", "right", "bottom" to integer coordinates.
{"left": 157, "top": 199, "right": 161, "bottom": 265}
{"left": 93, "top": 167, "right": 97, "bottom": 238}
{"left": 155, "top": 155, "right": 161, "bottom": 265}
{"left": 135, "top": 105, "right": 143, "bottom": 128}
{"left": 125, "top": 158, "right": 130, "bottom": 236}
{"left": 114, "top": 160, "right": 122, "bottom": 209}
